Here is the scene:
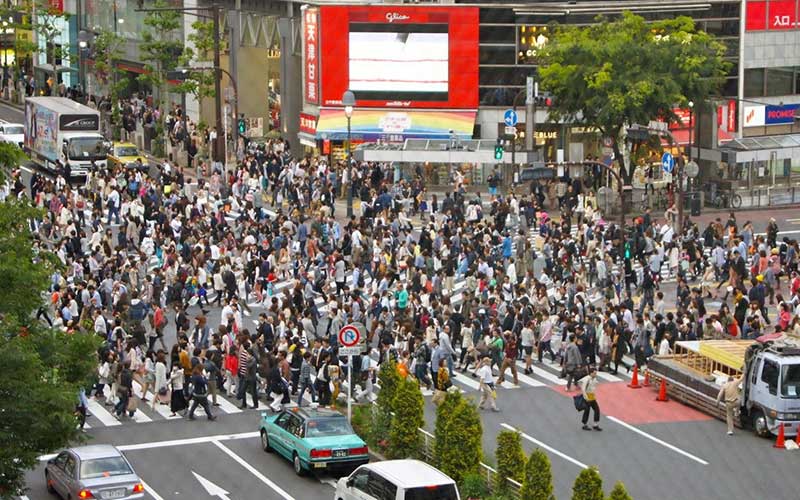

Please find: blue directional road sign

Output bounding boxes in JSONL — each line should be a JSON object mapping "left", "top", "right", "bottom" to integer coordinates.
{"left": 661, "top": 152, "right": 675, "bottom": 174}
{"left": 503, "top": 109, "right": 518, "bottom": 127}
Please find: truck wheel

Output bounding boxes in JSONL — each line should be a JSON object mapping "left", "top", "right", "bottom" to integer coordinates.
{"left": 752, "top": 409, "right": 771, "bottom": 438}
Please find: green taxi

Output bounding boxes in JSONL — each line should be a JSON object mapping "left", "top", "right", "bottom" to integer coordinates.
{"left": 259, "top": 407, "right": 369, "bottom": 476}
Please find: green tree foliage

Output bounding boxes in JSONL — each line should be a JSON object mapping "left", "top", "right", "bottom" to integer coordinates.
{"left": 607, "top": 481, "right": 633, "bottom": 500}
{"left": 178, "top": 20, "right": 220, "bottom": 101}
{"left": 572, "top": 467, "right": 604, "bottom": 500}
{"left": 0, "top": 143, "right": 27, "bottom": 174}
{"left": 433, "top": 388, "right": 462, "bottom": 468}
{"left": 434, "top": 392, "right": 482, "bottom": 485}
{"left": 388, "top": 377, "right": 423, "bottom": 459}
{"left": 372, "top": 359, "right": 401, "bottom": 453}
{"left": 520, "top": 448, "right": 555, "bottom": 500}
{"left": 495, "top": 429, "right": 525, "bottom": 487}
{"left": 0, "top": 200, "right": 100, "bottom": 497}
{"left": 460, "top": 473, "right": 489, "bottom": 499}
{"left": 538, "top": 12, "right": 729, "bottom": 183}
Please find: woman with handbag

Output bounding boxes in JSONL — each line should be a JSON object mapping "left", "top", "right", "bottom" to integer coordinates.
{"left": 152, "top": 350, "right": 170, "bottom": 409}
{"left": 169, "top": 364, "right": 188, "bottom": 417}
{"left": 476, "top": 357, "right": 499, "bottom": 412}
{"left": 578, "top": 368, "right": 601, "bottom": 431}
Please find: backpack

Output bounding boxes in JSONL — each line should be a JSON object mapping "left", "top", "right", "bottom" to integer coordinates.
{"left": 423, "top": 343, "right": 432, "bottom": 364}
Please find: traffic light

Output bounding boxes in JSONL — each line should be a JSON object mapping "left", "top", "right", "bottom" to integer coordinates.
{"left": 494, "top": 140, "right": 504, "bottom": 160}
{"left": 624, "top": 240, "right": 632, "bottom": 260}
{"left": 534, "top": 94, "right": 553, "bottom": 107}
{"left": 237, "top": 117, "right": 246, "bottom": 135}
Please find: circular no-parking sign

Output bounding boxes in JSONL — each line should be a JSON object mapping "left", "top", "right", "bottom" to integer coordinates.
{"left": 338, "top": 325, "right": 361, "bottom": 348}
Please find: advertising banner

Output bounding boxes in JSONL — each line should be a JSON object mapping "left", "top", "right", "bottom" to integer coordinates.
{"left": 302, "top": 7, "right": 319, "bottom": 104}
{"left": 746, "top": 0, "right": 800, "bottom": 31}
{"left": 317, "top": 5, "right": 479, "bottom": 110}
{"left": 765, "top": 103, "right": 800, "bottom": 124}
{"left": 315, "top": 108, "right": 476, "bottom": 140}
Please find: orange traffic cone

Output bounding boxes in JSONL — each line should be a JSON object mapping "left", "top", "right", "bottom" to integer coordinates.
{"left": 656, "top": 378, "right": 669, "bottom": 402}
{"left": 642, "top": 369, "right": 651, "bottom": 387}
{"left": 774, "top": 423, "right": 786, "bottom": 449}
{"left": 628, "top": 364, "right": 641, "bottom": 389}
{"left": 796, "top": 428, "right": 800, "bottom": 446}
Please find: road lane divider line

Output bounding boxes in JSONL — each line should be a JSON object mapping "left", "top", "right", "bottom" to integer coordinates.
{"left": 212, "top": 440, "right": 296, "bottom": 500}
{"left": 607, "top": 416, "right": 709, "bottom": 465}
{"left": 140, "top": 479, "right": 166, "bottom": 500}
{"left": 38, "top": 431, "right": 261, "bottom": 461}
{"left": 501, "top": 423, "right": 587, "bottom": 469}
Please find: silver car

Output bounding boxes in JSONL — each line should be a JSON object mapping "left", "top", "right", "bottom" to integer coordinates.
{"left": 45, "top": 445, "right": 144, "bottom": 499}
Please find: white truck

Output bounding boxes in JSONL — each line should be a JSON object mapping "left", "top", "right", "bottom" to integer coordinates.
{"left": 24, "top": 97, "right": 108, "bottom": 177}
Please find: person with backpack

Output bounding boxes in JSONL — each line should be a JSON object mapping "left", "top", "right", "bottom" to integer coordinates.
{"left": 412, "top": 337, "right": 433, "bottom": 390}
{"left": 148, "top": 303, "right": 168, "bottom": 351}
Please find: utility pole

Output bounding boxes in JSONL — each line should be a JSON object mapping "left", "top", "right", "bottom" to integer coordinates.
{"left": 229, "top": 0, "right": 240, "bottom": 159}
{"left": 212, "top": 5, "right": 224, "bottom": 166}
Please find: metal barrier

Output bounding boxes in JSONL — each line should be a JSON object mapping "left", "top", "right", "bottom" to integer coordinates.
{"left": 417, "top": 427, "right": 523, "bottom": 499}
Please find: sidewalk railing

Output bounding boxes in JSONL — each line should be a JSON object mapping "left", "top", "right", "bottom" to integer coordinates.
{"left": 417, "top": 427, "right": 523, "bottom": 499}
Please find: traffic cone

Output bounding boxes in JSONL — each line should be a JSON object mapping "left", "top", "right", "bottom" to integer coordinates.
{"left": 628, "top": 364, "right": 642, "bottom": 389}
{"left": 796, "top": 428, "right": 800, "bottom": 446}
{"left": 774, "top": 423, "right": 786, "bottom": 449}
{"left": 656, "top": 378, "right": 669, "bottom": 402}
{"left": 643, "top": 369, "right": 651, "bottom": 387}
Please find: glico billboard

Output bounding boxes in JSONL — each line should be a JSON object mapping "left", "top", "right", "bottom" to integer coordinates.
{"left": 303, "top": 5, "right": 479, "bottom": 110}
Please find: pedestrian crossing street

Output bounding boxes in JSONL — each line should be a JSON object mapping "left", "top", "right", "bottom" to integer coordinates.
{"left": 83, "top": 349, "right": 640, "bottom": 429}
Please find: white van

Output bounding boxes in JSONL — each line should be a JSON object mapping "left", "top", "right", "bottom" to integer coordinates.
{"left": 335, "top": 459, "right": 460, "bottom": 500}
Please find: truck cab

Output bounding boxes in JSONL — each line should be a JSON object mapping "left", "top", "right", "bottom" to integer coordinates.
{"left": 742, "top": 342, "right": 800, "bottom": 437}
{"left": 61, "top": 133, "right": 109, "bottom": 173}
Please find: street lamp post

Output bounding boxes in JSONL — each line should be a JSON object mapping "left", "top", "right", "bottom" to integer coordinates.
{"left": 343, "top": 90, "right": 355, "bottom": 218}
{"left": 677, "top": 100, "right": 694, "bottom": 236}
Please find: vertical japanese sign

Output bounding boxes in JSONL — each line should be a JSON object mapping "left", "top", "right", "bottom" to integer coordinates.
{"left": 303, "top": 7, "right": 319, "bottom": 104}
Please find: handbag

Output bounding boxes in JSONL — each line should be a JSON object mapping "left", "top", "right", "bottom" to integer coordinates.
{"left": 573, "top": 394, "right": 587, "bottom": 412}
{"left": 158, "top": 386, "right": 169, "bottom": 396}
{"left": 432, "top": 389, "right": 447, "bottom": 406}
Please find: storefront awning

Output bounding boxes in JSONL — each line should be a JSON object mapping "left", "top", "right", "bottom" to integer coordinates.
{"left": 316, "top": 108, "right": 476, "bottom": 141}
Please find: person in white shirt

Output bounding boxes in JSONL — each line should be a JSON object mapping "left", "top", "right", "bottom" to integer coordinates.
{"left": 476, "top": 357, "right": 499, "bottom": 412}
{"left": 658, "top": 333, "right": 672, "bottom": 356}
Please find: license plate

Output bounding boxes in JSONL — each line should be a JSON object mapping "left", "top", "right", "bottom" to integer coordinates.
{"left": 332, "top": 449, "right": 348, "bottom": 458}
{"left": 101, "top": 490, "right": 125, "bottom": 499}
{"left": 313, "top": 462, "right": 327, "bottom": 468}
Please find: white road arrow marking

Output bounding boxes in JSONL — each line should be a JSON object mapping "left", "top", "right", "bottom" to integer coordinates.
{"left": 192, "top": 471, "right": 231, "bottom": 500}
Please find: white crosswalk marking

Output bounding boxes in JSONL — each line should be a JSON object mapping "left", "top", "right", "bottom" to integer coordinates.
{"left": 87, "top": 398, "right": 122, "bottom": 427}
{"left": 516, "top": 360, "right": 566, "bottom": 386}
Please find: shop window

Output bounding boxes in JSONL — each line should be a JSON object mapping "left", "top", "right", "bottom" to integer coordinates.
{"left": 480, "top": 25, "right": 516, "bottom": 44}
{"left": 479, "top": 87, "right": 516, "bottom": 106}
{"left": 479, "top": 46, "right": 516, "bottom": 65}
{"left": 766, "top": 67, "right": 794, "bottom": 96}
{"left": 744, "top": 68, "right": 765, "bottom": 97}
{"left": 479, "top": 67, "right": 528, "bottom": 86}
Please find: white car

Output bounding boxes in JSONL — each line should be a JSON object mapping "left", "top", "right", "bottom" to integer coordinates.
{"left": 0, "top": 122, "right": 24, "bottom": 147}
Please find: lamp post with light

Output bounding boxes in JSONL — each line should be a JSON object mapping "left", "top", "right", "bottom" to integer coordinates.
{"left": 343, "top": 89, "right": 355, "bottom": 218}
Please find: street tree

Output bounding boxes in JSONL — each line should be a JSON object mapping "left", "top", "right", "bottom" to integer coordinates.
{"left": 495, "top": 429, "right": 525, "bottom": 487}
{"left": 538, "top": 12, "right": 730, "bottom": 183}
{"left": 434, "top": 391, "right": 482, "bottom": 484}
{"left": 388, "top": 377, "right": 423, "bottom": 459}
{"left": 178, "top": 19, "right": 220, "bottom": 102}
{"left": 520, "top": 448, "right": 555, "bottom": 500}
{"left": 32, "top": 0, "right": 72, "bottom": 88}
{"left": 571, "top": 466, "right": 604, "bottom": 500}
{"left": 91, "top": 29, "right": 129, "bottom": 138}
{"left": 372, "top": 359, "right": 401, "bottom": 453}
{"left": 607, "top": 481, "right": 633, "bottom": 500}
{"left": 0, "top": 199, "right": 100, "bottom": 498}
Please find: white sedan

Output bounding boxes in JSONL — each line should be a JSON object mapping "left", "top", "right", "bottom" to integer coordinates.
{"left": 0, "top": 122, "right": 24, "bottom": 147}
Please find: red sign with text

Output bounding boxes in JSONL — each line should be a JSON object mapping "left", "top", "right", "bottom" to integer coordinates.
{"left": 317, "top": 5, "right": 479, "bottom": 109}
{"left": 303, "top": 7, "right": 319, "bottom": 104}
{"left": 728, "top": 100, "right": 737, "bottom": 132}
{"left": 299, "top": 113, "right": 318, "bottom": 135}
{"left": 746, "top": 0, "right": 800, "bottom": 30}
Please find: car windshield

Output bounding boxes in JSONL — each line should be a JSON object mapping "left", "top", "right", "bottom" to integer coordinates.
{"left": 305, "top": 417, "right": 355, "bottom": 437}
{"left": 116, "top": 146, "right": 139, "bottom": 157}
{"left": 405, "top": 484, "right": 459, "bottom": 500}
{"left": 79, "top": 456, "right": 133, "bottom": 479}
{"left": 68, "top": 138, "right": 107, "bottom": 161}
{"left": 4, "top": 126, "right": 23, "bottom": 135}
{"left": 780, "top": 364, "right": 800, "bottom": 398}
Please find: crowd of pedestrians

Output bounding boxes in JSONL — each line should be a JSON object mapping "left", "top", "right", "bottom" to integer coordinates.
{"left": 5, "top": 109, "right": 799, "bottom": 430}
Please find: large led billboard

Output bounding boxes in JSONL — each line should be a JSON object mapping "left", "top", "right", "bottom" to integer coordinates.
{"left": 316, "top": 5, "right": 479, "bottom": 109}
